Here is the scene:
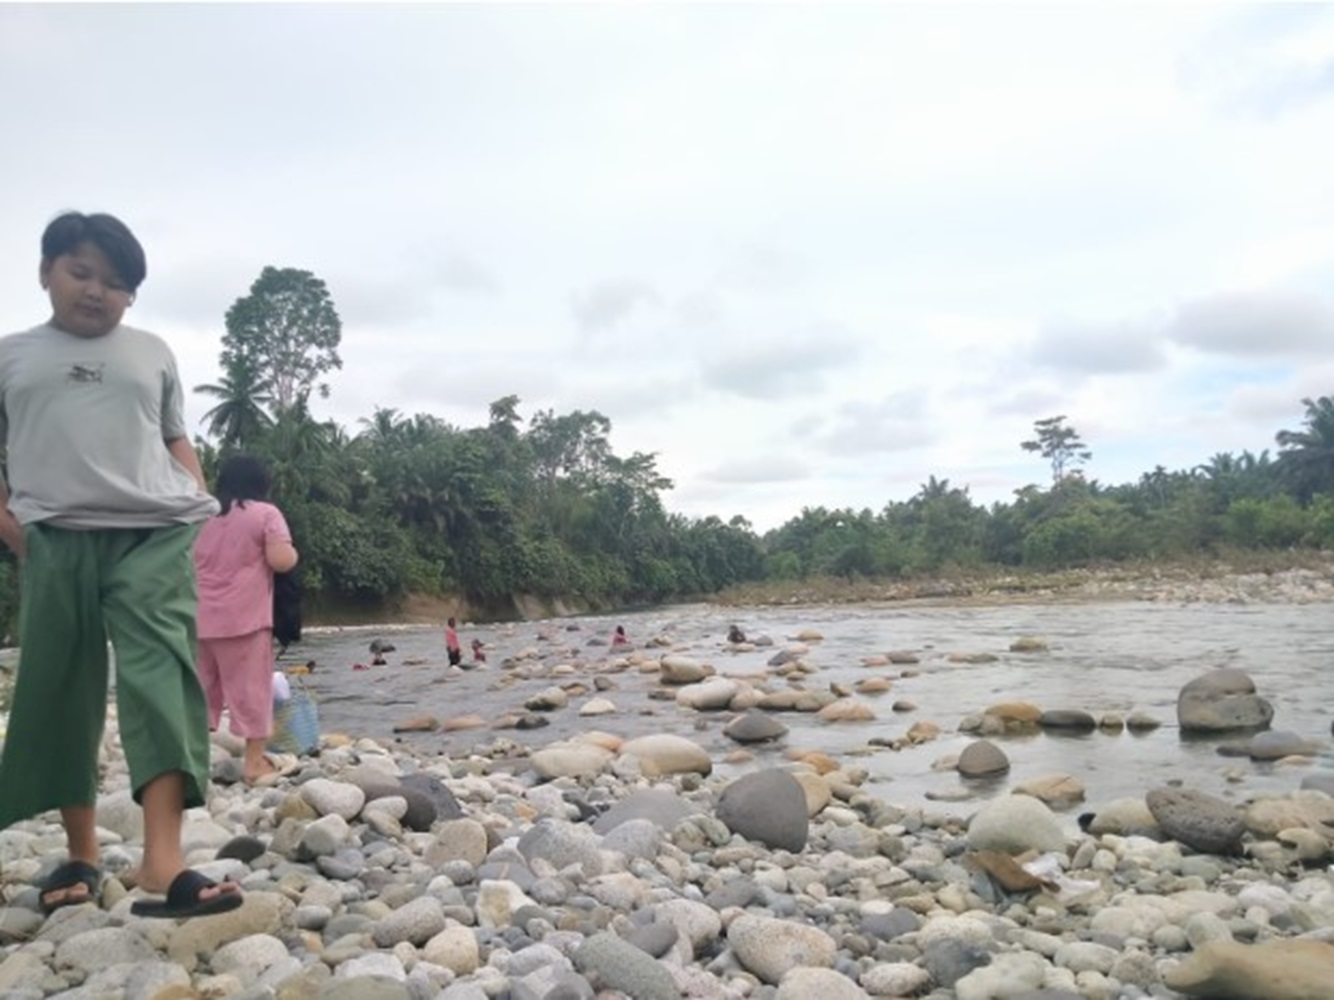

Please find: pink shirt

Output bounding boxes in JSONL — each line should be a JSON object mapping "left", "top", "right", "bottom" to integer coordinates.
{"left": 194, "top": 499, "right": 291, "bottom": 639}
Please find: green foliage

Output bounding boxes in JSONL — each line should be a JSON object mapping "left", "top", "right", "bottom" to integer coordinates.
{"left": 1021, "top": 415, "right": 1092, "bottom": 486}
{"left": 223, "top": 266, "right": 343, "bottom": 411}
{"left": 10, "top": 290, "right": 1324, "bottom": 626}
{"left": 1223, "top": 495, "right": 1308, "bottom": 549}
{"left": 194, "top": 354, "right": 274, "bottom": 450}
{"left": 1276, "top": 396, "right": 1334, "bottom": 502}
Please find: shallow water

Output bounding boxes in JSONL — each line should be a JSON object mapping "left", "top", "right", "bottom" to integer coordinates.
{"left": 286, "top": 599, "right": 1334, "bottom": 815}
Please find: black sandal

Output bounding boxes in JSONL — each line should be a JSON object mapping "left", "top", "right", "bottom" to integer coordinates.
{"left": 38, "top": 859, "right": 102, "bottom": 915}
{"left": 129, "top": 869, "right": 243, "bottom": 919}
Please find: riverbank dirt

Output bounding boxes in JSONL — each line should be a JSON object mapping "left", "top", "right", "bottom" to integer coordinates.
{"left": 309, "top": 552, "right": 1334, "bottom": 628}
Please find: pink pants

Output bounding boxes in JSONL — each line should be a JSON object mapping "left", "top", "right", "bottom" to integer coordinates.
{"left": 197, "top": 629, "right": 276, "bottom": 739}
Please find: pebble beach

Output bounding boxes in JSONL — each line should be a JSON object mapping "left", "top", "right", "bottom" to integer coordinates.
{"left": 1, "top": 569, "right": 1333, "bottom": 1000}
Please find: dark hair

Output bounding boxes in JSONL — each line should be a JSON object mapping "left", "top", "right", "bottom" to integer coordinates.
{"left": 41, "top": 211, "right": 147, "bottom": 292}
{"left": 215, "top": 454, "right": 272, "bottom": 514}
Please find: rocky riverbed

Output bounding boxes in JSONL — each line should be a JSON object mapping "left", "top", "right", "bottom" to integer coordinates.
{"left": 0, "top": 694, "right": 1332, "bottom": 998}
{"left": 1, "top": 566, "right": 1334, "bottom": 999}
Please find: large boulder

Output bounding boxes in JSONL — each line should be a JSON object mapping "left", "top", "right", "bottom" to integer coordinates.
{"left": 1146, "top": 787, "right": 1245, "bottom": 855}
{"left": 966, "top": 794, "right": 1066, "bottom": 854}
{"left": 716, "top": 768, "right": 810, "bottom": 852}
{"left": 1177, "top": 669, "right": 1273, "bottom": 733}
{"left": 1163, "top": 938, "right": 1334, "bottom": 999}
{"left": 618, "top": 735, "right": 712, "bottom": 777}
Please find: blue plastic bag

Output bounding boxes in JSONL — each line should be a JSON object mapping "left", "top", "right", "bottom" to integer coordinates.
{"left": 268, "top": 679, "right": 320, "bottom": 756}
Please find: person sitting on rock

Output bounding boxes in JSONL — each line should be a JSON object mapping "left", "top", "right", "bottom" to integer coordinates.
{"left": 611, "top": 625, "right": 630, "bottom": 648}
{"left": 728, "top": 624, "right": 747, "bottom": 644}
{"left": 371, "top": 651, "right": 387, "bottom": 666}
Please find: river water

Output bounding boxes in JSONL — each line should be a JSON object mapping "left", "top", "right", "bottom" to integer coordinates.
{"left": 286, "top": 598, "right": 1334, "bottom": 816}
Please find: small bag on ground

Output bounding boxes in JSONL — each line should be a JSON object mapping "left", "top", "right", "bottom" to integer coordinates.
{"left": 268, "top": 675, "right": 319, "bottom": 756}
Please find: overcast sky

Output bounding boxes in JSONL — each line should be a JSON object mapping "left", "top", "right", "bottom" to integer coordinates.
{"left": 3, "top": 4, "right": 1334, "bottom": 531}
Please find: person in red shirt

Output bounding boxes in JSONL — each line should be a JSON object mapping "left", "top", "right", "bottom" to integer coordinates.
{"left": 445, "top": 617, "right": 462, "bottom": 666}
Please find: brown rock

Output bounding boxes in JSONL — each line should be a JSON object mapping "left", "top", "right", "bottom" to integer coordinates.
{"left": 962, "top": 851, "right": 1059, "bottom": 893}
{"left": 1163, "top": 938, "right": 1334, "bottom": 999}
{"left": 1012, "top": 774, "right": 1086, "bottom": 809}
{"left": 816, "top": 698, "right": 876, "bottom": 722}
{"left": 784, "top": 749, "right": 840, "bottom": 774}
{"left": 906, "top": 720, "right": 940, "bottom": 743}
{"left": 985, "top": 702, "right": 1043, "bottom": 723}
{"left": 442, "top": 714, "right": 488, "bottom": 731}
{"left": 1009, "top": 636, "right": 1048, "bottom": 653}
{"left": 392, "top": 715, "right": 439, "bottom": 733}
{"left": 855, "top": 677, "right": 893, "bottom": 695}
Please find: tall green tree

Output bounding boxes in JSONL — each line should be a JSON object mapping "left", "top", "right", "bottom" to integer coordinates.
{"left": 1021, "top": 415, "right": 1092, "bottom": 486}
{"left": 223, "top": 266, "right": 343, "bottom": 411}
{"left": 1275, "top": 396, "right": 1334, "bottom": 501}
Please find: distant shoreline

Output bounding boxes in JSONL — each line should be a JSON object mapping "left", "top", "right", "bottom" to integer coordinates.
{"left": 302, "top": 550, "right": 1334, "bottom": 629}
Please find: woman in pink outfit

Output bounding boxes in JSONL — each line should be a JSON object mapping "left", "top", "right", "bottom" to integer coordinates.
{"left": 194, "top": 455, "right": 299, "bottom": 785}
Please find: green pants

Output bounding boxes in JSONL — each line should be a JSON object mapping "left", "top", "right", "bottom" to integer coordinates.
{"left": 0, "top": 522, "right": 210, "bottom": 829}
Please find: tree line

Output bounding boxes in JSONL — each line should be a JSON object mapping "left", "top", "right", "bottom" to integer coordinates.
{"left": 3, "top": 266, "right": 1332, "bottom": 633}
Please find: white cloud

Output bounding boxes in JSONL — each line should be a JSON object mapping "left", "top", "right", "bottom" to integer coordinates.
{"left": 1168, "top": 291, "right": 1334, "bottom": 358}
{"left": 2, "top": 4, "right": 1333, "bottom": 531}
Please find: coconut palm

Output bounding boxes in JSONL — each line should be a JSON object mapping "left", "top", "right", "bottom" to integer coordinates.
{"left": 194, "top": 357, "right": 274, "bottom": 450}
{"left": 1275, "top": 396, "right": 1334, "bottom": 501}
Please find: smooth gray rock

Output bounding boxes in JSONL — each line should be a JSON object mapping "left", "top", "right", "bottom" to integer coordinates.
{"left": 600, "top": 819, "right": 662, "bottom": 862}
{"left": 398, "top": 772, "right": 463, "bottom": 821}
{"left": 372, "top": 896, "right": 446, "bottom": 948}
{"left": 1177, "top": 669, "right": 1274, "bottom": 733}
{"left": 318, "top": 979, "right": 411, "bottom": 1000}
{"left": 53, "top": 927, "right": 156, "bottom": 975}
{"left": 1246, "top": 730, "right": 1319, "bottom": 760}
{"left": 723, "top": 711, "right": 789, "bottom": 743}
{"left": 1146, "top": 787, "right": 1245, "bottom": 855}
{"left": 1039, "top": 709, "right": 1097, "bottom": 731}
{"left": 924, "top": 937, "right": 992, "bottom": 988}
{"left": 623, "top": 920, "right": 679, "bottom": 958}
{"left": 958, "top": 739, "right": 1010, "bottom": 777}
{"left": 716, "top": 768, "right": 809, "bottom": 852}
{"left": 592, "top": 789, "right": 700, "bottom": 834}
{"left": 1300, "top": 773, "right": 1334, "bottom": 795}
{"left": 517, "top": 818, "right": 606, "bottom": 877}
{"left": 573, "top": 931, "right": 677, "bottom": 1000}
{"left": 216, "top": 835, "right": 267, "bottom": 863}
{"left": 966, "top": 795, "right": 1066, "bottom": 854}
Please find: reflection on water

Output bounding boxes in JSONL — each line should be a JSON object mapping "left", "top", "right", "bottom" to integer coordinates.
{"left": 293, "top": 600, "right": 1334, "bottom": 814}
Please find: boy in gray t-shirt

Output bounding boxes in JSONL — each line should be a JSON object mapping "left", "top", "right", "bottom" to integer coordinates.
{"left": 0, "top": 211, "right": 242, "bottom": 918}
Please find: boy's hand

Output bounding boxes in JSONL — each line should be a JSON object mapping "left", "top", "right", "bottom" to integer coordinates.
{"left": 0, "top": 509, "right": 24, "bottom": 563}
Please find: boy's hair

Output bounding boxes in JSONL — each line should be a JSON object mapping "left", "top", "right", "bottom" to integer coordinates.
{"left": 41, "top": 211, "right": 147, "bottom": 292}
{"left": 215, "top": 454, "right": 272, "bottom": 514}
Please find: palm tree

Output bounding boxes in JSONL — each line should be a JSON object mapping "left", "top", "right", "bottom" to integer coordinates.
{"left": 194, "top": 357, "right": 274, "bottom": 450}
{"left": 356, "top": 407, "right": 405, "bottom": 447}
{"left": 1275, "top": 396, "right": 1334, "bottom": 501}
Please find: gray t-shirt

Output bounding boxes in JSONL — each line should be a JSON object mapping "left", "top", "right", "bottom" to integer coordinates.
{"left": 0, "top": 323, "right": 220, "bottom": 528}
